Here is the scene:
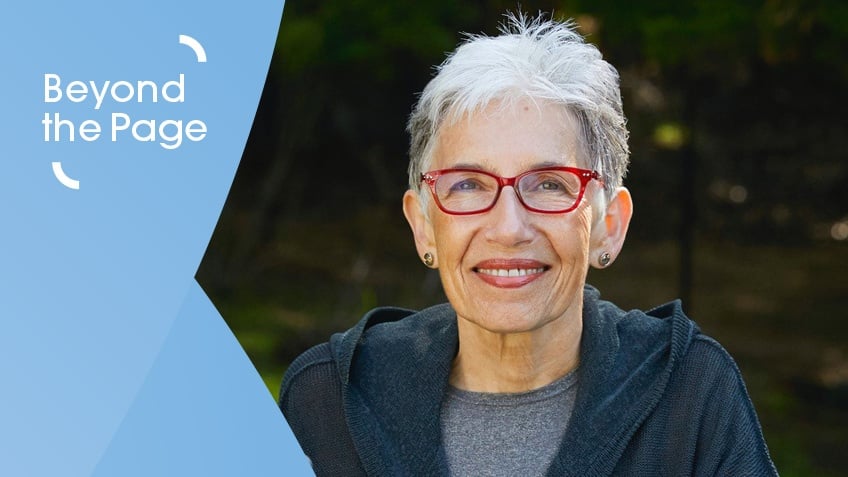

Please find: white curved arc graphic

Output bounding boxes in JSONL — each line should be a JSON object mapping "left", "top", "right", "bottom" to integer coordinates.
{"left": 52, "top": 162, "right": 80, "bottom": 190}
{"left": 178, "top": 34, "right": 207, "bottom": 63}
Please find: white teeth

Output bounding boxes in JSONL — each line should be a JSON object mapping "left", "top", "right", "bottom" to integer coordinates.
{"left": 478, "top": 267, "right": 544, "bottom": 277}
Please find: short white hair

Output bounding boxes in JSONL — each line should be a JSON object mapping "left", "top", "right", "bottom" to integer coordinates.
{"left": 407, "top": 12, "right": 629, "bottom": 202}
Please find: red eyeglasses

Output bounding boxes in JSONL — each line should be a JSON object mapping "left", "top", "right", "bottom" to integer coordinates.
{"left": 421, "top": 167, "right": 602, "bottom": 215}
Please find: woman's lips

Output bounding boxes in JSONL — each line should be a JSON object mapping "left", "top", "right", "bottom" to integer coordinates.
{"left": 472, "top": 259, "right": 550, "bottom": 288}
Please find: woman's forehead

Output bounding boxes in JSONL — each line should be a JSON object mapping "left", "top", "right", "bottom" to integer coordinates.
{"left": 430, "top": 100, "right": 583, "bottom": 172}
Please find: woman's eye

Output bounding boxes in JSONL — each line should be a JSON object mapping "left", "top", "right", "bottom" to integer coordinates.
{"left": 524, "top": 173, "right": 579, "bottom": 195}
{"left": 451, "top": 179, "right": 482, "bottom": 191}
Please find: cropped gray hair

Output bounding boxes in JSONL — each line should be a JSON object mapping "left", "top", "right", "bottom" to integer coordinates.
{"left": 407, "top": 12, "right": 629, "bottom": 202}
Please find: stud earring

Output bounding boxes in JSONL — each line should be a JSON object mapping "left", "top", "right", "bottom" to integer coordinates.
{"left": 423, "top": 252, "right": 435, "bottom": 268}
{"left": 598, "top": 252, "right": 611, "bottom": 268}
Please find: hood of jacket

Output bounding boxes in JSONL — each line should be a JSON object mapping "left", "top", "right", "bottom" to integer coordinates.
{"left": 327, "top": 285, "right": 698, "bottom": 476}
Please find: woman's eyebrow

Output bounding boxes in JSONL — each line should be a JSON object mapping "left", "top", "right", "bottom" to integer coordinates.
{"left": 450, "top": 162, "right": 486, "bottom": 170}
{"left": 532, "top": 160, "right": 569, "bottom": 168}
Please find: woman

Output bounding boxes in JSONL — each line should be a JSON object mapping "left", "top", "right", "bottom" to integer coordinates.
{"left": 280, "top": 13, "right": 777, "bottom": 476}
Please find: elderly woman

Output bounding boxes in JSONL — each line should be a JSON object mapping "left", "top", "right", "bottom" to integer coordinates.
{"left": 279, "top": 13, "right": 777, "bottom": 476}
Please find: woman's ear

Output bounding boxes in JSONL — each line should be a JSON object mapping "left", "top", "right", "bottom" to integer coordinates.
{"left": 403, "top": 190, "right": 437, "bottom": 266}
{"left": 590, "top": 187, "right": 633, "bottom": 269}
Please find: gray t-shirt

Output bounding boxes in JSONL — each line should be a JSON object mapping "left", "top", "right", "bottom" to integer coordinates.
{"left": 440, "top": 370, "right": 579, "bottom": 476}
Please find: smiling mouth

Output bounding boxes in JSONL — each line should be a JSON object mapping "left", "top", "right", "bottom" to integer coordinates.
{"left": 471, "top": 260, "right": 551, "bottom": 288}
{"left": 474, "top": 267, "right": 547, "bottom": 277}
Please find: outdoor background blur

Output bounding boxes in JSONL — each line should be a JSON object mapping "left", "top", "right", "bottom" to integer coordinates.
{"left": 196, "top": 1, "right": 848, "bottom": 475}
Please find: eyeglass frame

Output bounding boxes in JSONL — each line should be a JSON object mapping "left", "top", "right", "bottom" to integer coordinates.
{"left": 420, "top": 166, "right": 603, "bottom": 216}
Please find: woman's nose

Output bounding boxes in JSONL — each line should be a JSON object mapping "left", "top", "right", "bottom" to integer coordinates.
{"left": 483, "top": 186, "right": 534, "bottom": 246}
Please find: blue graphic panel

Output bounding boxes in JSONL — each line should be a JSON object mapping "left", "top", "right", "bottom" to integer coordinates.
{"left": 0, "top": 1, "right": 311, "bottom": 475}
{"left": 91, "top": 282, "right": 309, "bottom": 476}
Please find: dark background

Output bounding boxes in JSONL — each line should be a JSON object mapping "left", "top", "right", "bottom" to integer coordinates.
{"left": 197, "top": 1, "right": 848, "bottom": 475}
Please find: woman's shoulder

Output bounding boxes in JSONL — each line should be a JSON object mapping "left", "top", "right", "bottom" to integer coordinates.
{"left": 279, "top": 303, "right": 456, "bottom": 403}
{"left": 278, "top": 341, "right": 368, "bottom": 475}
{"left": 280, "top": 342, "right": 335, "bottom": 395}
{"left": 279, "top": 341, "right": 338, "bottom": 423}
{"left": 277, "top": 305, "right": 457, "bottom": 475}
{"left": 587, "top": 291, "right": 777, "bottom": 474}
{"left": 657, "top": 332, "right": 778, "bottom": 474}
{"left": 587, "top": 286, "right": 700, "bottom": 364}
{"left": 590, "top": 287, "right": 758, "bottom": 404}
{"left": 673, "top": 331, "right": 753, "bottom": 393}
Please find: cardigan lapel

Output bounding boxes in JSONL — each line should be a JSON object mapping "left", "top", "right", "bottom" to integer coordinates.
{"left": 546, "top": 287, "right": 695, "bottom": 476}
{"left": 333, "top": 304, "right": 458, "bottom": 476}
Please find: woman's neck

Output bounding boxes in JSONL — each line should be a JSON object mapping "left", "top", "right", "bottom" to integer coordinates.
{"left": 449, "top": 308, "right": 582, "bottom": 393}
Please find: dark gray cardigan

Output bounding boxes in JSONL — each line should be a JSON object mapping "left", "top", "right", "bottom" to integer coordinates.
{"left": 279, "top": 286, "right": 778, "bottom": 476}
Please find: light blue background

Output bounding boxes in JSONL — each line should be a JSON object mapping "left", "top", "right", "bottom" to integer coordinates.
{"left": 0, "top": 1, "right": 311, "bottom": 475}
